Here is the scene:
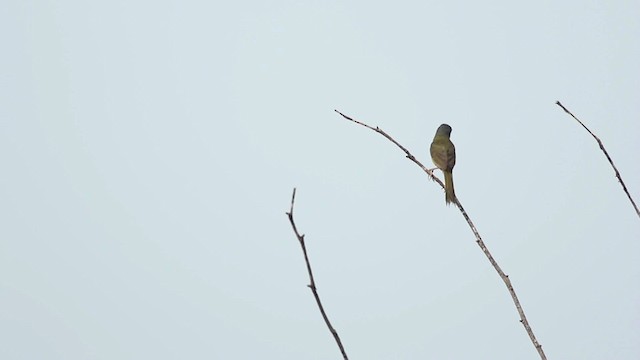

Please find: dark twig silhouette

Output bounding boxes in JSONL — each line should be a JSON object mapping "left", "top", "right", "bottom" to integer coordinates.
{"left": 286, "top": 188, "right": 349, "bottom": 360}
{"left": 556, "top": 101, "right": 640, "bottom": 219}
{"left": 335, "top": 109, "right": 547, "bottom": 360}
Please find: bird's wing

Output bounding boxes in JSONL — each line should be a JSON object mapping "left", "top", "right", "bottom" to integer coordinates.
{"left": 430, "top": 142, "right": 449, "bottom": 170}
{"left": 446, "top": 142, "right": 456, "bottom": 170}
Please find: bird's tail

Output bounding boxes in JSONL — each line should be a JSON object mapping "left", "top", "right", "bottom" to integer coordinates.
{"left": 444, "top": 171, "right": 456, "bottom": 205}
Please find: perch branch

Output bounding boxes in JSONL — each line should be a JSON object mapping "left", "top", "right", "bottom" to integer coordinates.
{"left": 335, "top": 109, "right": 547, "bottom": 360}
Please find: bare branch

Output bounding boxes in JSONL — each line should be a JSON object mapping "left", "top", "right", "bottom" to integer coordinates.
{"left": 286, "top": 188, "right": 349, "bottom": 360}
{"left": 335, "top": 110, "right": 547, "bottom": 360}
{"left": 334, "top": 110, "right": 445, "bottom": 189}
{"left": 556, "top": 101, "right": 640, "bottom": 219}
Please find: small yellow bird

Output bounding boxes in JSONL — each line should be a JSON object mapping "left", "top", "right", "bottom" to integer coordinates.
{"left": 430, "top": 124, "right": 456, "bottom": 205}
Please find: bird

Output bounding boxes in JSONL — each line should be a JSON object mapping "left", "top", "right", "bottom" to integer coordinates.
{"left": 430, "top": 124, "right": 456, "bottom": 205}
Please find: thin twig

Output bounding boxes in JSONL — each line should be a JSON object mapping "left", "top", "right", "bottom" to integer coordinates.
{"left": 286, "top": 188, "right": 349, "bottom": 360}
{"left": 335, "top": 110, "right": 547, "bottom": 360}
{"left": 334, "top": 110, "right": 445, "bottom": 189}
{"left": 556, "top": 101, "right": 640, "bottom": 219}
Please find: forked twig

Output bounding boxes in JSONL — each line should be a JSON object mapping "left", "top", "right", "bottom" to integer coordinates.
{"left": 286, "top": 188, "right": 349, "bottom": 360}
{"left": 335, "top": 109, "right": 547, "bottom": 360}
{"left": 556, "top": 101, "right": 640, "bottom": 219}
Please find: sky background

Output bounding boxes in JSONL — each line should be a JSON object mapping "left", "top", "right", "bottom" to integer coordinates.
{"left": 1, "top": 1, "right": 639, "bottom": 359}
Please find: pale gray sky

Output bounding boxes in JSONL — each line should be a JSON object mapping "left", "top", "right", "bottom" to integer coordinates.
{"left": 1, "top": 1, "right": 639, "bottom": 359}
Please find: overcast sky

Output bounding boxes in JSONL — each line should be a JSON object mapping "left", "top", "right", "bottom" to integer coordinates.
{"left": 2, "top": 1, "right": 639, "bottom": 359}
